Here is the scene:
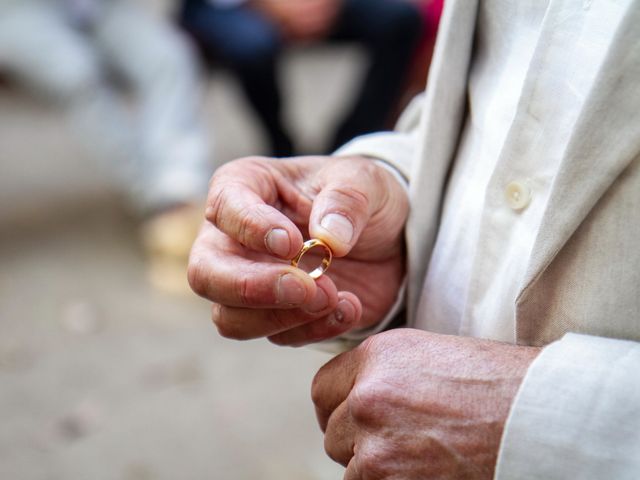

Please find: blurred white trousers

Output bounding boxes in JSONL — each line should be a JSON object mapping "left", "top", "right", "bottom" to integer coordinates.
{"left": 0, "top": 0, "right": 211, "bottom": 212}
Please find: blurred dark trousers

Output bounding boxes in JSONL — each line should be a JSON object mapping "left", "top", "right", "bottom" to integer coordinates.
{"left": 179, "top": 0, "right": 422, "bottom": 155}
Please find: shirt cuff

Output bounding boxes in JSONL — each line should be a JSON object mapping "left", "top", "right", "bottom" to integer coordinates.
{"left": 495, "top": 333, "right": 640, "bottom": 479}
{"left": 334, "top": 131, "right": 414, "bottom": 181}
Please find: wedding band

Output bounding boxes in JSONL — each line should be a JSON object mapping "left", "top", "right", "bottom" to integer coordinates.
{"left": 291, "top": 239, "right": 333, "bottom": 280}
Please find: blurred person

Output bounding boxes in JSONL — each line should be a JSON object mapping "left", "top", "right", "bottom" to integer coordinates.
{"left": 178, "top": 0, "right": 423, "bottom": 156}
{"left": 380, "top": 0, "right": 444, "bottom": 124}
{"left": 189, "top": 0, "right": 640, "bottom": 478}
{"left": 396, "top": 0, "right": 444, "bottom": 104}
{"left": 0, "top": 0, "right": 212, "bottom": 292}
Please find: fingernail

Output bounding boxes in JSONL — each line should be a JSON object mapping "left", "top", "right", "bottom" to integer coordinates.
{"left": 277, "top": 273, "right": 307, "bottom": 305}
{"left": 266, "top": 228, "right": 291, "bottom": 257}
{"left": 320, "top": 213, "right": 354, "bottom": 245}
{"left": 328, "top": 299, "right": 355, "bottom": 326}
{"left": 303, "top": 287, "right": 329, "bottom": 314}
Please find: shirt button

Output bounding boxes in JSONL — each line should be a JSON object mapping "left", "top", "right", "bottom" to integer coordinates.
{"left": 505, "top": 181, "right": 532, "bottom": 210}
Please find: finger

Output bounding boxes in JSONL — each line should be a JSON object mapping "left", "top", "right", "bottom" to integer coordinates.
{"left": 311, "top": 344, "right": 362, "bottom": 431}
{"left": 344, "top": 457, "right": 361, "bottom": 480}
{"left": 213, "top": 275, "right": 339, "bottom": 340}
{"left": 205, "top": 158, "right": 304, "bottom": 259}
{"left": 189, "top": 223, "right": 316, "bottom": 308}
{"left": 268, "top": 292, "right": 362, "bottom": 347}
{"left": 309, "top": 159, "right": 388, "bottom": 257}
{"left": 324, "top": 401, "right": 357, "bottom": 466}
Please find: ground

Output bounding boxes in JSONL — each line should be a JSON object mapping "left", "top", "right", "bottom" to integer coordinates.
{"left": 0, "top": 43, "right": 365, "bottom": 480}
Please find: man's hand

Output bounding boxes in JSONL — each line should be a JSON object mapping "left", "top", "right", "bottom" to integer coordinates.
{"left": 188, "top": 155, "right": 408, "bottom": 346}
{"left": 312, "top": 329, "right": 541, "bottom": 479}
{"left": 253, "top": 0, "right": 342, "bottom": 41}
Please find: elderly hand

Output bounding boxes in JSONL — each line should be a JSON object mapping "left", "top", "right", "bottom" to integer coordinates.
{"left": 253, "top": 0, "right": 343, "bottom": 41}
{"left": 312, "top": 329, "right": 541, "bottom": 479}
{"left": 188, "top": 155, "right": 408, "bottom": 346}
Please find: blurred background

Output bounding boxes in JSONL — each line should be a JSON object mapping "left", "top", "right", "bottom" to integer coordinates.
{"left": 0, "top": 0, "right": 441, "bottom": 478}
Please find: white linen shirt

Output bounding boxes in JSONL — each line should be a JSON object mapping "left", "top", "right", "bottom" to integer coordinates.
{"left": 416, "top": 0, "right": 628, "bottom": 341}
{"left": 335, "top": 0, "right": 640, "bottom": 477}
{"left": 338, "top": 0, "right": 630, "bottom": 343}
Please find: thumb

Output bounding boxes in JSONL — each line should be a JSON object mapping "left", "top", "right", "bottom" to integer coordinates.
{"left": 308, "top": 158, "right": 388, "bottom": 257}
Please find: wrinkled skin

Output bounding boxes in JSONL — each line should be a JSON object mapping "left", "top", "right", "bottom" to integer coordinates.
{"left": 188, "top": 154, "right": 541, "bottom": 479}
{"left": 313, "top": 329, "right": 540, "bottom": 479}
{"left": 188, "top": 155, "right": 408, "bottom": 346}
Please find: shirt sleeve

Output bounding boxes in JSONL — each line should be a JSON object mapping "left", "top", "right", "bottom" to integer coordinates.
{"left": 495, "top": 333, "right": 640, "bottom": 479}
{"left": 334, "top": 92, "right": 424, "bottom": 182}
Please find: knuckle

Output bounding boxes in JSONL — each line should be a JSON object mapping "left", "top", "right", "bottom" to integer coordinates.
{"left": 206, "top": 182, "right": 229, "bottom": 228}
{"left": 329, "top": 185, "right": 370, "bottom": 215}
{"left": 211, "top": 160, "right": 235, "bottom": 178}
{"left": 310, "top": 370, "right": 326, "bottom": 408}
{"left": 213, "top": 317, "right": 234, "bottom": 339}
{"left": 211, "top": 304, "right": 229, "bottom": 333}
{"left": 214, "top": 156, "right": 263, "bottom": 176}
{"left": 348, "top": 380, "right": 390, "bottom": 424}
{"left": 210, "top": 303, "right": 222, "bottom": 325}
{"left": 235, "top": 275, "right": 253, "bottom": 307}
{"left": 187, "top": 253, "right": 209, "bottom": 298}
{"left": 355, "top": 444, "right": 388, "bottom": 480}
{"left": 211, "top": 304, "right": 232, "bottom": 337}
{"left": 207, "top": 184, "right": 271, "bottom": 249}
{"left": 215, "top": 156, "right": 271, "bottom": 186}
{"left": 215, "top": 322, "right": 242, "bottom": 340}
{"left": 212, "top": 306, "right": 246, "bottom": 340}
{"left": 348, "top": 384, "right": 378, "bottom": 423}
{"left": 236, "top": 204, "right": 260, "bottom": 247}
{"left": 324, "top": 436, "right": 348, "bottom": 466}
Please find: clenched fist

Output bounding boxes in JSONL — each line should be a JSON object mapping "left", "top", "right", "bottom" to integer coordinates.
{"left": 313, "top": 329, "right": 540, "bottom": 479}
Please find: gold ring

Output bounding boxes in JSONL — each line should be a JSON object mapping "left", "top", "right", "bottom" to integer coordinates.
{"left": 291, "top": 239, "right": 333, "bottom": 280}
